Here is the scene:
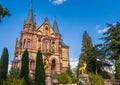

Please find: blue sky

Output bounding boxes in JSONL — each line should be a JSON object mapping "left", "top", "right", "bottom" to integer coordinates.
{"left": 0, "top": 0, "right": 120, "bottom": 67}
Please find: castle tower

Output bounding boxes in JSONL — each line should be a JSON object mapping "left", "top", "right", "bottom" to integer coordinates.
{"left": 12, "top": 2, "right": 70, "bottom": 75}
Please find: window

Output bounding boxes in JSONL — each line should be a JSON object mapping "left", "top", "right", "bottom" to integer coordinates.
{"left": 51, "top": 59, "right": 56, "bottom": 71}
{"left": 44, "top": 41, "right": 49, "bottom": 52}
{"left": 38, "top": 39, "right": 41, "bottom": 49}
{"left": 52, "top": 42, "right": 55, "bottom": 52}
{"left": 46, "top": 26, "right": 49, "bottom": 35}
{"left": 23, "top": 39, "right": 26, "bottom": 48}
{"left": 28, "top": 39, "right": 30, "bottom": 48}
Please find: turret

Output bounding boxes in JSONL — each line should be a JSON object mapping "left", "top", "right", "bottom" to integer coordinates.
{"left": 23, "top": 1, "right": 36, "bottom": 33}
{"left": 53, "top": 16, "right": 60, "bottom": 34}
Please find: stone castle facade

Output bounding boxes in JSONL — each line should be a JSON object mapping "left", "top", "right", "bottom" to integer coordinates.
{"left": 12, "top": 3, "right": 70, "bottom": 75}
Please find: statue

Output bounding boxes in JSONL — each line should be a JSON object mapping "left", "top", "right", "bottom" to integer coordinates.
{"left": 79, "top": 63, "right": 87, "bottom": 75}
{"left": 44, "top": 58, "right": 49, "bottom": 73}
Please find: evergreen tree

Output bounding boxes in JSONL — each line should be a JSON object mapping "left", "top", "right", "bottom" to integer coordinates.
{"left": 81, "top": 31, "right": 93, "bottom": 52}
{"left": 20, "top": 49, "right": 29, "bottom": 85}
{"left": 85, "top": 45, "right": 103, "bottom": 74}
{"left": 101, "top": 22, "right": 120, "bottom": 79}
{"left": 67, "top": 64, "right": 73, "bottom": 78}
{"left": 35, "top": 51, "right": 45, "bottom": 85}
{"left": 77, "top": 31, "right": 93, "bottom": 76}
{"left": 0, "top": 48, "right": 9, "bottom": 82}
{"left": 80, "top": 31, "right": 93, "bottom": 65}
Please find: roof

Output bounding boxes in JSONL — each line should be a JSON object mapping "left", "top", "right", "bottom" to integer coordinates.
{"left": 53, "top": 17, "right": 60, "bottom": 34}
{"left": 62, "top": 41, "right": 69, "bottom": 47}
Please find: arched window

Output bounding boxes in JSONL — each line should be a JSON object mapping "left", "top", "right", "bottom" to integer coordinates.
{"left": 29, "top": 61, "right": 32, "bottom": 69}
{"left": 38, "top": 39, "right": 41, "bottom": 49}
{"left": 28, "top": 39, "right": 30, "bottom": 48}
{"left": 44, "top": 41, "right": 49, "bottom": 52}
{"left": 23, "top": 39, "right": 26, "bottom": 48}
{"left": 51, "top": 59, "right": 56, "bottom": 71}
{"left": 52, "top": 42, "right": 55, "bottom": 52}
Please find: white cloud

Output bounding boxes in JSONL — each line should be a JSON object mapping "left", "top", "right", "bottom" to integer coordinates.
{"left": 70, "top": 58, "right": 78, "bottom": 69}
{"left": 98, "top": 27, "right": 109, "bottom": 34}
{"left": 70, "top": 61, "right": 78, "bottom": 69}
{"left": 97, "top": 22, "right": 116, "bottom": 34}
{"left": 49, "top": 0, "right": 67, "bottom": 5}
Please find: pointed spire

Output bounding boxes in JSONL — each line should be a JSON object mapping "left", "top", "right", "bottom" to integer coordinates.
{"left": 27, "top": 0, "right": 33, "bottom": 23}
{"left": 53, "top": 16, "right": 60, "bottom": 34}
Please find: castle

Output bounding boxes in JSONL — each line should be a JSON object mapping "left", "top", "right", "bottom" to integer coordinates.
{"left": 12, "top": 3, "right": 70, "bottom": 75}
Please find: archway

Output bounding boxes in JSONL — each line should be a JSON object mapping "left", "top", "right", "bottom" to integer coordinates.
{"left": 51, "top": 59, "right": 56, "bottom": 72}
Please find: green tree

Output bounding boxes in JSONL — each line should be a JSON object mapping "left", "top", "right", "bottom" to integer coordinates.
{"left": 0, "top": 48, "right": 9, "bottom": 82}
{"left": 115, "top": 57, "right": 120, "bottom": 79}
{"left": 67, "top": 64, "right": 73, "bottom": 78}
{"left": 20, "top": 49, "right": 29, "bottom": 85}
{"left": 3, "top": 68, "right": 26, "bottom": 85}
{"left": 86, "top": 45, "right": 103, "bottom": 74}
{"left": 89, "top": 73, "right": 103, "bottom": 85}
{"left": 77, "top": 31, "right": 93, "bottom": 77}
{"left": 101, "top": 22, "right": 120, "bottom": 79}
{"left": 0, "top": 4, "right": 10, "bottom": 22}
{"left": 35, "top": 51, "right": 45, "bottom": 85}
{"left": 9, "top": 68, "right": 21, "bottom": 78}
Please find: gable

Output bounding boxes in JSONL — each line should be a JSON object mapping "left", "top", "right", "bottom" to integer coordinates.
{"left": 37, "top": 20, "right": 55, "bottom": 37}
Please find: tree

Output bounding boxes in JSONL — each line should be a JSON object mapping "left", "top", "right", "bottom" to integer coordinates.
{"left": 0, "top": 48, "right": 9, "bottom": 82}
{"left": 20, "top": 49, "right": 29, "bottom": 85}
{"left": 101, "top": 22, "right": 120, "bottom": 79}
{"left": 81, "top": 31, "right": 93, "bottom": 52}
{"left": 9, "top": 68, "right": 21, "bottom": 78}
{"left": 115, "top": 57, "right": 120, "bottom": 79}
{"left": 67, "top": 64, "right": 73, "bottom": 78}
{"left": 85, "top": 45, "right": 103, "bottom": 74}
{"left": 0, "top": 4, "right": 10, "bottom": 22}
{"left": 80, "top": 31, "right": 93, "bottom": 65}
{"left": 77, "top": 31, "right": 93, "bottom": 76}
{"left": 35, "top": 51, "right": 45, "bottom": 85}
{"left": 3, "top": 68, "right": 26, "bottom": 85}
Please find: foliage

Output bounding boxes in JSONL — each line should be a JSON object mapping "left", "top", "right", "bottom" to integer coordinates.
{"left": 35, "top": 51, "right": 45, "bottom": 85}
{"left": 3, "top": 77, "right": 26, "bottom": 85}
{"left": 101, "top": 22, "right": 120, "bottom": 79}
{"left": 20, "top": 49, "right": 29, "bottom": 85}
{"left": 86, "top": 45, "right": 103, "bottom": 74}
{"left": 9, "top": 68, "right": 21, "bottom": 78}
{"left": 101, "top": 71, "right": 111, "bottom": 79}
{"left": 115, "top": 57, "right": 120, "bottom": 79}
{"left": 58, "top": 73, "right": 72, "bottom": 84}
{"left": 29, "top": 76, "right": 35, "bottom": 85}
{"left": 81, "top": 31, "right": 93, "bottom": 53}
{"left": 67, "top": 64, "right": 73, "bottom": 78}
{"left": 77, "top": 31, "right": 93, "bottom": 77}
{"left": 0, "top": 48, "right": 9, "bottom": 82}
{"left": 89, "top": 73, "right": 103, "bottom": 85}
{"left": 0, "top": 4, "right": 10, "bottom": 22}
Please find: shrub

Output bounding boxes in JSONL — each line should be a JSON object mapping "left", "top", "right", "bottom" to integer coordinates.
{"left": 89, "top": 73, "right": 103, "bottom": 85}
{"left": 58, "top": 73, "right": 72, "bottom": 84}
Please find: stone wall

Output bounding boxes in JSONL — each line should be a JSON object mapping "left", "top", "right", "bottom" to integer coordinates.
{"left": 104, "top": 79, "right": 120, "bottom": 85}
